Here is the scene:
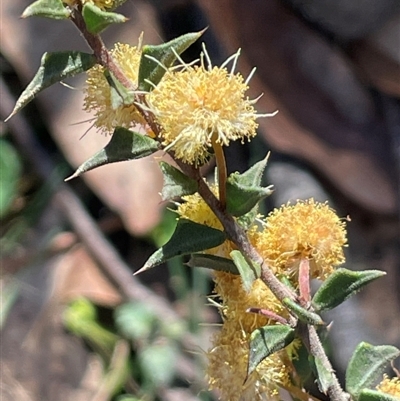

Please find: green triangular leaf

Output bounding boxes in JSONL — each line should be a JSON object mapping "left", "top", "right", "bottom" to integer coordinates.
{"left": 159, "top": 162, "right": 198, "bottom": 200}
{"left": 230, "top": 250, "right": 260, "bottom": 292}
{"left": 247, "top": 325, "right": 295, "bottom": 376}
{"left": 65, "top": 127, "right": 159, "bottom": 180}
{"left": 346, "top": 342, "right": 400, "bottom": 399}
{"left": 313, "top": 268, "right": 386, "bottom": 311}
{"left": 82, "top": 3, "right": 127, "bottom": 34}
{"left": 359, "top": 389, "right": 400, "bottom": 401}
{"left": 22, "top": 0, "right": 70, "bottom": 19}
{"left": 226, "top": 183, "right": 273, "bottom": 217}
{"left": 138, "top": 30, "right": 205, "bottom": 92}
{"left": 226, "top": 156, "right": 273, "bottom": 217}
{"left": 187, "top": 253, "right": 239, "bottom": 274}
{"left": 136, "top": 219, "right": 226, "bottom": 274}
{"left": 235, "top": 155, "right": 270, "bottom": 186}
{"left": 6, "top": 51, "right": 96, "bottom": 120}
{"left": 282, "top": 298, "right": 324, "bottom": 326}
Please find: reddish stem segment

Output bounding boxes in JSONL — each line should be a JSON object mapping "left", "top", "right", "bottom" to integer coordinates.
{"left": 299, "top": 258, "right": 311, "bottom": 305}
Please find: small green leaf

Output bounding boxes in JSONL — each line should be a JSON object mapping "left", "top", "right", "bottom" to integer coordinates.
{"left": 226, "top": 182, "right": 273, "bottom": 217}
{"left": 282, "top": 298, "right": 324, "bottom": 326}
{"left": 0, "top": 139, "right": 22, "bottom": 218}
{"left": 226, "top": 156, "right": 273, "bottom": 217}
{"left": 138, "top": 30, "right": 205, "bottom": 92}
{"left": 63, "top": 298, "right": 118, "bottom": 357}
{"left": 65, "top": 127, "right": 159, "bottom": 180}
{"left": 359, "top": 389, "right": 400, "bottom": 401}
{"left": 247, "top": 325, "right": 295, "bottom": 376}
{"left": 159, "top": 162, "right": 198, "bottom": 200}
{"left": 82, "top": 3, "right": 127, "bottom": 34}
{"left": 230, "top": 250, "right": 260, "bottom": 292}
{"left": 136, "top": 219, "right": 226, "bottom": 274}
{"left": 22, "top": 0, "right": 70, "bottom": 19}
{"left": 346, "top": 342, "right": 400, "bottom": 399}
{"left": 187, "top": 253, "right": 239, "bottom": 274}
{"left": 236, "top": 155, "right": 270, "bottom": 186}
{"left": 138, "top": 342, "right": 177, "bottom": 387}
{"left": 114, "top": 302, "right": 156, "bottom": 341}
{"left": 6, "top": 52, "right": 96, "bottom": 120}
{"left": 314, "top": 357, "right": 335, "bottom": 394}
{"left": 313, "top": 268, "right": 386, "bottom": 311}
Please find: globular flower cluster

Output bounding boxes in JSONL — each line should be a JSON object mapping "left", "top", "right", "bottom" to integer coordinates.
{"left": 148, "top": 62, "right": 260, "bottom": 166}
{"left": 253, "top": 199, "right": 347, "bottom": 281}
{"left": 83, "top": 42, "right": 146, "bottom": 133}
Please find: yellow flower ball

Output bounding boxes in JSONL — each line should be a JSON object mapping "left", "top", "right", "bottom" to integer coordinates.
{"left": 83, "top": 43, "right": 146, "bottom": 133}
{"left": 148, "top": 61, "right": 259, "bottom": 165}
{"left": 254, "top": 199, "right": 347, "bottom": 280}
{"left": 377, "top": 374, "right": 400, "bottom": 397}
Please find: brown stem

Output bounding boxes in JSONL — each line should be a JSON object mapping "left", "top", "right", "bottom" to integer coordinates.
{"left": 307, "top": 325, "right": 350, "bottom": 401}
{"left": 177, "top": 161, "right": 298, "bottom": 313}
{"left": 70, "top": 8, "right": 162, "bottom": 137}
{"left": 70, "top": 8, "right": 134, "bottom": 89}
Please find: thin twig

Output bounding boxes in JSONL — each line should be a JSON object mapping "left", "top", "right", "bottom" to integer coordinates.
{"left": 307, "top": 325, "right": 350, "bottom": 401}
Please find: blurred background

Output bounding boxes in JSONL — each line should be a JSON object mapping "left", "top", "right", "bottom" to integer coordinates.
{"left": 1, "top": 0, "right": 400, "bottom": 400}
